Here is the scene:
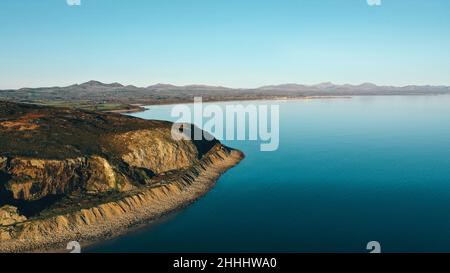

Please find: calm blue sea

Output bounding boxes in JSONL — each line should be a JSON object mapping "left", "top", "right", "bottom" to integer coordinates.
{"left": 88, "top": 95, "right": 450, "bottom": 253}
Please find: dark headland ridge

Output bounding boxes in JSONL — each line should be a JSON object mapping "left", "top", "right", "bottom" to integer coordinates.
{"left": 0, "top": 101, "right": 244, "bottom": 252}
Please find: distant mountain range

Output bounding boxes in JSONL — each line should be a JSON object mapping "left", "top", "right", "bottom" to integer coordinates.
{"left": 1, "top": 80, "right": 449, "bottom": 111}
{"left": 257, "top": 82, "right": 450, "bottom": 94}
{"left": 10, "top": 80, "right": 450, "bottom": 94}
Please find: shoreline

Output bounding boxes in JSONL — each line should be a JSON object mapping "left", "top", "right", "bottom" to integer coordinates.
{"left": 12, "top": 94, "right": 443, "bottom": 115}
{"left": 125, "top": 93, "right": 446, "bottom": 114}
{"left": 118, "top": 95, "right": 354, "bottom": 114}
{"left": 0, "top": 145, "right": 244, "bottom": 253}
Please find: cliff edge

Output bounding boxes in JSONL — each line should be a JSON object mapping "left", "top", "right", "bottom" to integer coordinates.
{"left": 0, "top": 101, "right": 244, "bottom": 252}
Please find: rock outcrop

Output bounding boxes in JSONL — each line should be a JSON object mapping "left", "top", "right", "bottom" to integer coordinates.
{"left": 0, "top": 101, "right": 244, "bottom": 252}
{"left": 0, "top": 206, "right": 27, "bottom": 227}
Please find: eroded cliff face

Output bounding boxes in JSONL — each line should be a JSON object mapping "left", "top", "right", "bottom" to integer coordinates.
{"left": 0, "top": 145, "right": 243, "bottom": 252}
{"left": 113, "top": 129, "right": 199, "bottom": 174}
{"left": 0, "top": 101, "right": 243, "bottom": 252}
{"left": 2, "top": 156, "right": 129, "bottom": 201}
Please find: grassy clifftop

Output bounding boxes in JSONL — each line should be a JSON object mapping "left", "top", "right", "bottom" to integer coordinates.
{"left": 0, "top": 101, "right": 172, "bottom": 160}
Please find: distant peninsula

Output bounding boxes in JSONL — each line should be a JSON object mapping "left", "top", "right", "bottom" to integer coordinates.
{"left": 0, "top": 101, "right": 244, "bottom": 252}
{"left": 1, "top": 81, "right": 449, "bottom": 113}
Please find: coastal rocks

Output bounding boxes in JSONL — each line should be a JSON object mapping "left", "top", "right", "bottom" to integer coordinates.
{"left": 0, "top": 101, "right": 244, "bottom": 252}
{"left": 5, "top": 157, "right": 86, "bottom": 200}
{"left": 84, "top": 156, "right": 119, "bottom": 193}
{"left": 0, "top": 206, "right": 27, "bottom": 226}
{"left": 3, "top": 156, "right": 133, "bottom": 201}
{"left": 0, "top": 145, "right": 244, "bottom": 252}
{"left": 113, "top": 129, "right": 199, "bottom": 174}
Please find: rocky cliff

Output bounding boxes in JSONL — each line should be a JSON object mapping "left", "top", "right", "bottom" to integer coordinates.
{"left": 0, "top": 101, "right": 244, "bottom": 252}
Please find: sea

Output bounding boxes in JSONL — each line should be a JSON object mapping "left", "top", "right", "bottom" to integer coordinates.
{"left": 88, "top": 95, "right": 450, "bottom": 253}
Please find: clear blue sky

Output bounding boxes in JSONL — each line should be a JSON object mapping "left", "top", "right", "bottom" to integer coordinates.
{"left": 1, "top": 0, "right": 450, "bottom": 89}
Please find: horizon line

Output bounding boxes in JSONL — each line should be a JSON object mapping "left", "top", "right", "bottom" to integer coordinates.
{"left": 3, "top": 80, "right": 450, "bottom": 91}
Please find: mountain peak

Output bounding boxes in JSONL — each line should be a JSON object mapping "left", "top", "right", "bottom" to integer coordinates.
{"left": 314, "top": 82, "right": 335, "bottom": 88}
{"left": 80, "top": 80, "right": 104, "bottom": 86}
{"left": 79, "top": 81, "right": 124, "bottom": 88}
{"left": 147, "top": 83, "right": 178, "bottom": 89}
{"left": 358, "top": 82, "right": 377, "bottom": 87}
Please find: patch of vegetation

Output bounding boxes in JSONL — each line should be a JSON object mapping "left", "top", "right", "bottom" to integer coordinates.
{"left": 0, "top": 101, "right": 170, "bottom": 160}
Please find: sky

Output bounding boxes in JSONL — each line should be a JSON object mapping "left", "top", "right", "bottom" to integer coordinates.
{"left": 0, "top": 0, "right": 450, "bottom": 89}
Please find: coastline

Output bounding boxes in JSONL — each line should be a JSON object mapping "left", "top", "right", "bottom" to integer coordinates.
{"left": 0, "top": 145, "right": 244, "bottom": 253}
{"left": 105, "top": 105, "right": 147, "bottom": 114}
{"left": 111, "top": 94, "right": 448, "bottom": 115}
{"left": 117, "top": 95, "right": 354, "bottom": 114}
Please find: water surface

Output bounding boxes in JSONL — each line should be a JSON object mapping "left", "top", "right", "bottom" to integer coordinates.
{"left": 89, "top": 96, "right": 450, "bottom": 253}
